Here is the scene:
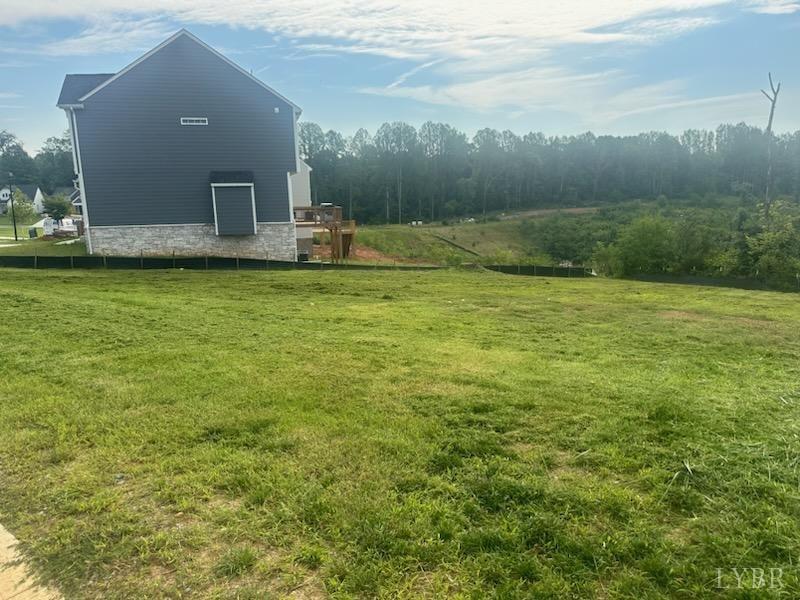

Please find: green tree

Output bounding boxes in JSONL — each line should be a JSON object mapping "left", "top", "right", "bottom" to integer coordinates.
{"left": 615, "top": 215, "right": 677, "bottom": 275}
{"left": 0, "top": 131, "right": 37, "bottom": 183}
{"left": 34, "top": 132, "right": 73, "bottom": 193}
{"left": 43, "top": 195, "right": 73, "bottom": 221}
{"left": 7, "top": 188, "right": 37, "bottom": 224}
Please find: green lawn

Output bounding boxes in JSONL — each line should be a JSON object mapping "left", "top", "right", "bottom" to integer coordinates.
{"left": 0, "top": 213, "right": 40, "bottom": 239}
{"left": 0, "top": 269, "right": 798, "bottom": 598}
{"left": 427, "top": 220, "right": 550, "bottom": 264}
{"left": 356, "top": 223, "right": 550, "bottom": 265}
{"left": 0, "top": 238, "right": 86, "bottom": 256}
{"left": 354, "top": 226, "right": 474, "bottom": 265}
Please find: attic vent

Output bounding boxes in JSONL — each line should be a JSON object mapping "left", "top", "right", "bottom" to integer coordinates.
{"left": 180, "top": 117, "right": 208, "bottom": 126}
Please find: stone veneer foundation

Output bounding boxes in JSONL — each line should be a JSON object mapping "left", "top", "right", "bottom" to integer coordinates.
{"left": 88, "top": 223, "right": 297, "bottom": 262}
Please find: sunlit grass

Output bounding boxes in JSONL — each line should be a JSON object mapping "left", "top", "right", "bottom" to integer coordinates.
{"left": 0, "top": 269, "right": 798, "bottom": 598}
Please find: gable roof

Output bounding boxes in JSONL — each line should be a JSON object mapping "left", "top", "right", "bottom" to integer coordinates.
{"left": 57, "top": 74, "right": 114, "bottom": 107}
{"left": 1, "top": 184, "right": 39, "bottom": 201}
{"left": 74, "top": 29, "right": 301, "bottom": 113}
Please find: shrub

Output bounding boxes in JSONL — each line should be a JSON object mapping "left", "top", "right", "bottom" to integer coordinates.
{"left": 615, "top": 215, "right": 677, "bottom": 275}
{"left": 44, "top": 195, "right": 72, "bottom": 221}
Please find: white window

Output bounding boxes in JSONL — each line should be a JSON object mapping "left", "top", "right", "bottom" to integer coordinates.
{"left": 180, "top": 117, "right": 208, "bottom": 126}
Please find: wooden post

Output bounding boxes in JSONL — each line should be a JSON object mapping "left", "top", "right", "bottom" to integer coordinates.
{"left": 236, "top": 253, "right": 240, "bottom": 271}
{"left": 205, "top": 255, "right": 208, "bottom": 270}
{"left": 140, "top": 250, "right": 143, "bottom": 269}
{"left": 34, "top": 248, "right": 38, "bottom": 269}
{"left": 70, "top": 247, "right": 74, "bottom": 269}
{"left": 103, "top": 254, "right": 107, "bottom": 269}
{"left": 172, "top": 250, "right": 176, "bottom": 270}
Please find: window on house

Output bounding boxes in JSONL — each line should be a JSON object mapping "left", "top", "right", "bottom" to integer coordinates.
{"left": 180, "top": 117, "right": 208, "bottom": 126}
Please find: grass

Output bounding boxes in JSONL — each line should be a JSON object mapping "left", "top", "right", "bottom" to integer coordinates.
{"left": 0, "top": 213, "right": 40, "bottom": 239}
{"left": 356, "top": 222, "right": 551, "bottom": 265}
{"left": 355, "top": 225, "right": 475, "bottom": 265}
{"left": 428, "top": 220, "right": 550, "bottom": 263}
{"left": 0, "top": 268, "right": 799, "bottom": 598}
{"left": 0, "top": 238, "right": 86, "bottom": 256}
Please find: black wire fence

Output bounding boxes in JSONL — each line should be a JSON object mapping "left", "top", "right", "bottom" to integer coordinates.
{"left": 0, "top": 254, "right": 593, "bottom": 277}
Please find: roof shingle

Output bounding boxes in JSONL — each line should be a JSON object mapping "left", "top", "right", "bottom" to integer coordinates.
{"left": 57, "top": 74, "right": 114, "bottom": 106}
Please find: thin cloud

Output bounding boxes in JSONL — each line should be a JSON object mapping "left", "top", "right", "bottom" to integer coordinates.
{"left": 3, "top": 0, "right": 795, "bottom": 138}
{"left": 388, "top": 59, "right": 444, "bottom": 89}
{"left": 36, "top": 17, "right": 174, "bottom": 56}
{"left": 748, "top": 0, "right": 800, "bottom": 12}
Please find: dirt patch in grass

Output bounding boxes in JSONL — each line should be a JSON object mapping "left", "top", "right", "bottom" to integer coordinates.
{"left": 313, "top": 243, "right": 428, "bottom": 264}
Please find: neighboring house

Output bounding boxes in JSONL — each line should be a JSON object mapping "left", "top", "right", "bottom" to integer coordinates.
{"left": 290, "top": 159, "right": 313, "bottom": 257}
{"left": 0, "top": 184, "right": 44, "bottom": 214}
{"left": 57, "top": 29, "right": 312, "bottom": 260}
{"left": 69, "top": 189, "right": 83, "bottom": 215}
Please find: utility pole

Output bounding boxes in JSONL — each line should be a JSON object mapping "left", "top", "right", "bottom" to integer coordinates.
{"left": 7, "top": 172, "right": 17, "bottom": 241}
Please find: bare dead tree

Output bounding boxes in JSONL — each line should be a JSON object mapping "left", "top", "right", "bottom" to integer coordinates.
{"left": 761, "top": 72, "right": 781, "bottom": 221}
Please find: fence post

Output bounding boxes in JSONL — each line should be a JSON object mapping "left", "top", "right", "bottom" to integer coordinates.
{"left": 236, "top": 253, "right": 240, "bottom": 271}
{"left": 103, "top": 254, "right": 107, "bottom": 269}
{"left": 34, "top": 249, "right": 38, "bottom": 269}
{"left": 568, "top": 266, "right": 571, "bottom": 278}
{"left": 172, "top": 250, "right": 176, "bottom": 270}
{"left": 533, "top": 264, "right": 537, "bottom": 276}
{"left": 140, "top": 250, "right": 143, "bottom": 269}
{"left": 205, "top": 255, "right": 208, "bottom": 270}
{"left": 517, "top": 264, "right": 521, "bottom": 275}
{"left": 70, "top": 247, "right": 74, "bottom": 269}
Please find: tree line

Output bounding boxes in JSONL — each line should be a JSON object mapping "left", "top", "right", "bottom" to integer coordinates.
{"left": 0, "top": 131, "right": 74, "bottom": 193}
{"left": 299, "top": 121, "right": 800, "bottom": 224}
{"left": 3, "top": 120, "right": 799, "bottom": 228}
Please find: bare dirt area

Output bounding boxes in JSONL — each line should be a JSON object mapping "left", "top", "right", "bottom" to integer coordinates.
{"left": 0, "top": 524, "right": 61, "bottom": 600}
{"left": 312, "top": 244, "right": 428, "bottom": 264}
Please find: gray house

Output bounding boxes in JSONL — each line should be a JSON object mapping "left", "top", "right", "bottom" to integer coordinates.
{"left": 57, "top": 30, "right": 309, "bottom": 261}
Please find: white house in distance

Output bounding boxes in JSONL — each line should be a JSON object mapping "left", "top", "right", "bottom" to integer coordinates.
{"left": 0, "top": 184, "right": 46, "bottom": 214}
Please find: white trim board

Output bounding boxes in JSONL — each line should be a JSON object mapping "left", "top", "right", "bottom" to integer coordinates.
{"left": 70, "top": 108, "right": 93, "bottom": 254}
{"left": 210, "top": 182, "right": 257, "bottom": 236}
{"left": 78, "top": 30, "right": 301, "bottom": 113}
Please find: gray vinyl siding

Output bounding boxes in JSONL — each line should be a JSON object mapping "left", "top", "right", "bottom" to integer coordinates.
{"left": 75, "top": 34, "right": 295, "bottom": 227}
{"left": 214, "top": 186, "right": 255, "bottom": 235}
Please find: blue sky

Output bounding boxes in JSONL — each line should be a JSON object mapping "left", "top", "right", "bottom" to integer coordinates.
{"left": 2, "top": 0, "right": 799, "bottom": 153}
